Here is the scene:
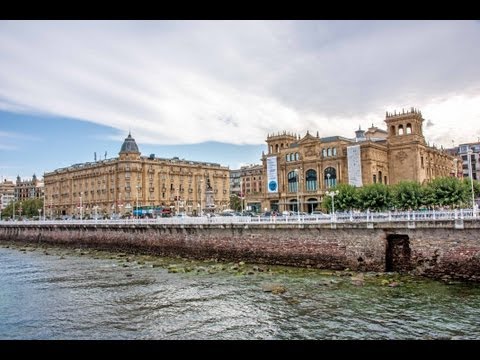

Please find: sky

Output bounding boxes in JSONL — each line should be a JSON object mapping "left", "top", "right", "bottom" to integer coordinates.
{"left": 1, "top": 20, "right": 480, "bottom": 181}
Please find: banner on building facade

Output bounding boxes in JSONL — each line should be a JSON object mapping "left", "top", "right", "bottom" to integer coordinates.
{"left": 347, "top": 145, "right": 363, "bottom": 187}
{"left": 266, "top": 156, "right": 278, "bottom": 193}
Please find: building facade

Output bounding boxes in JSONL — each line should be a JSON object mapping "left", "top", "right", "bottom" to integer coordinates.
{"left": 457, "top": 142, "right": 480, "bottom": 181}
{"left": 14, "top": 174, "right": 44, "bottom": 202}
{"left": 240, "top": 164, "right": 263, "bottom": 213}
{"left": 43, "top": 133, "right": 230, "bottom": 218}
{"left": 229, "top": 169, "right": 242, "bottom": 197}
{"left": 261, "top": 108, "right": 457, "bottom": 213}
{"left": 0, "top": 179, "right": 15, "bottom": 212}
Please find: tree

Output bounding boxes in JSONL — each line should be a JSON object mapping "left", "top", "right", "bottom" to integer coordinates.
{"left": 229, "top": 194, "right": 242, "bottom": 211}
{"left": 0, "top": 198, "right": 43, "bottom": 219}
{"left": 425, "top": 177, "right": 470, "bottom": 208}
{"left": 462, "top": 178, "right": 480, "bottom": 198}
{"left": 392, "top": 181, "right": 425, "bottom": 210}
{"left": 357, "top": 183, "right": 392, "bottom": 212}
{"left": 322, "top": 183, "right": 359, "bottom": 212}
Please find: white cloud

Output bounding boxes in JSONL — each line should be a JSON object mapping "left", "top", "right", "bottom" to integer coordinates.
{"left": 0, "top": 20, "right": 479, "bottom": 148}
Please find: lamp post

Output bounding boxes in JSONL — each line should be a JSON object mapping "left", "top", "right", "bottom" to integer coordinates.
{"left": 199, "top": 179, "right": 203, "bottom": 216}
{"left": 136, "top": 185, "right": 140, "bottom": 219}
{"left": 467, "top": 148, "right": 476, "bottom": 217}
{"left": 79, "top": 192, "right": 83, "bottom": 220}
{"left": 294, "top": 169, "right": 300, "bottom": 217}
{"left": 43, "top": 193, "right": 46, "bottom": 221}
{"left": 326, "top": 190, "right": 339, "bottom": 221}
{"left": 38, "top": 208, "right": 42, "bottom": 221}
{"left": 13, "top": 200, "right": 15, "bottom": 221}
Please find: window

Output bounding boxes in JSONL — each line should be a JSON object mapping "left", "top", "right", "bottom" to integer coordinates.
{"left": 305, "top": 169, "right": 317, "bottom": 191}
{"left": 373, "top": 174, "right": 377, "bottom": 183}
{"left": 390, "top": 125, "right": 395, "bottom": 136}
{"left": 333, "top": 148, "right": 337, "bottom": 156}
{"left": 288, "top": 171, "right": 298, "bottom": 193}
{"left": 398, "top": 125, "right": 404, "bottom": 135}
{"left": 295, "top": 153, "right": 299, "bottom": 161}
{"left": 324, "top": 167, "right": 336, "bottom": 188}
{"left": 327, "top": 148, "right": 332, "bottom": 157}
{"left": 406, "top": 123, "right": 412, "bottom": 134}
{"left": 322, "top": 149, "right": 326, "bottom": 157}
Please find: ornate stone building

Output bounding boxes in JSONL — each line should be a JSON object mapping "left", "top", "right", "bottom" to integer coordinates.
{"left": 43, "top": 133, "right": 230, "bottom": 218}
{"left": 261, "top": 108, "right": 458, "bottom": 213}
{"left": 14, "top": 174, "right": 44, "bottom": 202}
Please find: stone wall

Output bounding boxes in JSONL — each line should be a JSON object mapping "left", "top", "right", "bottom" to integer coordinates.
{"left": 0, "top": 222, "right": 479, "bottom": 281}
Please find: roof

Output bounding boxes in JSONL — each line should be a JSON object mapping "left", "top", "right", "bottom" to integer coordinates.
{"left": 119, "top": 133, "right": 140, "bottom": 154}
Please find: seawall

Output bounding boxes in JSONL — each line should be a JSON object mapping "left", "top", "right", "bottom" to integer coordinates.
{"left": 1, "top": 221, "right": 479, "bottom": 281}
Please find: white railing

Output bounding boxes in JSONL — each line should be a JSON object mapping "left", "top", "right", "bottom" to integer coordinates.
{"left": 0, "top": 209, "right": 478, "bottom": 227}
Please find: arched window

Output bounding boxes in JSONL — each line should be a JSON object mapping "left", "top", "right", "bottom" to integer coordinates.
{"left": 295, "top": 153, "right": 299, "bottom": 161}
{"left": 333, "top": 148, "right": 337, "bottom": 156}
{"left": 324, "top": 167, "right": 336, "bottom": 188}
{"left": 373, "top": 174, "right": 377, "bottom": 183}
{"left": 406, "top": 123, "right": 412, "bottom": 134}
{"left": 285, "top": 154, "right": 289, "bottom": 162}
{"left": 289, "top": 199, "right": 298, "bottom": 212}
{"left": 390, "top": 125, "right": 396, "bottom": 136}
{"left": 305, "top": 169, "right": 317, "bottom": 191}
{"left": 270, "top": 145, "right": 273, "bottom": 153}
{"left": 288, "top": 171, "right": 298, "bottom": 193}
{"left": 398, "top": 125, "right": 404, "bottom": 135}
{"left": 378, "top": 171, "right": 383, "bottom": 183}
{"left": 275, "top": 144, "right": 279, "bottom": 153}
{"left": 322, "top": 149, "right": 326, "bottom": 157}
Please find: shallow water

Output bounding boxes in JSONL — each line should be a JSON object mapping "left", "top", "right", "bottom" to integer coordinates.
{"left": 0, "top": 243, "right": 479, "bottom": 339}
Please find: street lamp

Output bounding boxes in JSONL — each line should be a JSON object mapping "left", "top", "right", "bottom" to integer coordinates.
{"left": 326, "top": 190, "right": 339, "bottom": 220}
{"left": 38, "top": 208, "right": 42, "bottom": 221}
{"left": 294, "top": 169, "right": 300, "bottom": 217}
{"left": 136, "top": 185, "right": 140, "bottom": 219}
{"left": 79, "top": 192, "right": 83, "bottom": 220}
{"left": 199, "top": 179, "right": 203, "bottom": 216}
{"left": 467, "top": 148, "right": 476, "bottom": 217}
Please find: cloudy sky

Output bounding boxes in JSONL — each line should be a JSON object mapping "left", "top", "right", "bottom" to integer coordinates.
{"left": 1, "top": 20, "right": 480, "bottom": 181}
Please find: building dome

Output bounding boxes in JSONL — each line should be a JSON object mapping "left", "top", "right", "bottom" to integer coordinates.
{"left": 119, "top": 132, "right": 140, "bottom": 154}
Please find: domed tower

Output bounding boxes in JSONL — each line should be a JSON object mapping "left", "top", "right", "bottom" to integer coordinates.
{"left": 119, "top": 132, "right": 141, "bottom": 161}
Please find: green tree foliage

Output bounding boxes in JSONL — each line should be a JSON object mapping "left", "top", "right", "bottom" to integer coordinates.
{"left": 322, "top": 184, "right": 359, "bottom": 213}
{"left": 392, "top": 181, "right": 425, "bottom": 210}
{"left": 425, "top": 177, "right": 470, "bottom": 208}
{"left": 229, "top": 194, "right": 242, "bottom": 211}
{"left": 357, "top": 183, "right": 392, "bottom": 211}
{"left": 1, "top": 198, "right": 44, "bottom": 219}
{"left": 462, "top": 178, "right": 480, "bottom": 198}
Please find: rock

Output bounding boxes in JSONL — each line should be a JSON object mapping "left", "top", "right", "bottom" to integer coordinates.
{"left": 388, "top": 282, "right": 400, "bottom": 287}
{"left": 262, "top": 283, "right": 287, "bottom": 294}
{"left": 381, "top": 279, "right": 390, "bottom": 286}
{"left": 351, "top": 279, "right": 364, "bottom": 286}
{"left": 317, "top": 280, "right": 331, "bottom": 286}
{"left": 126, "top": 274, "right": 133, "bottom": 277}
{"left": 238, "top": 261, "right": 245, "bottom": 266}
